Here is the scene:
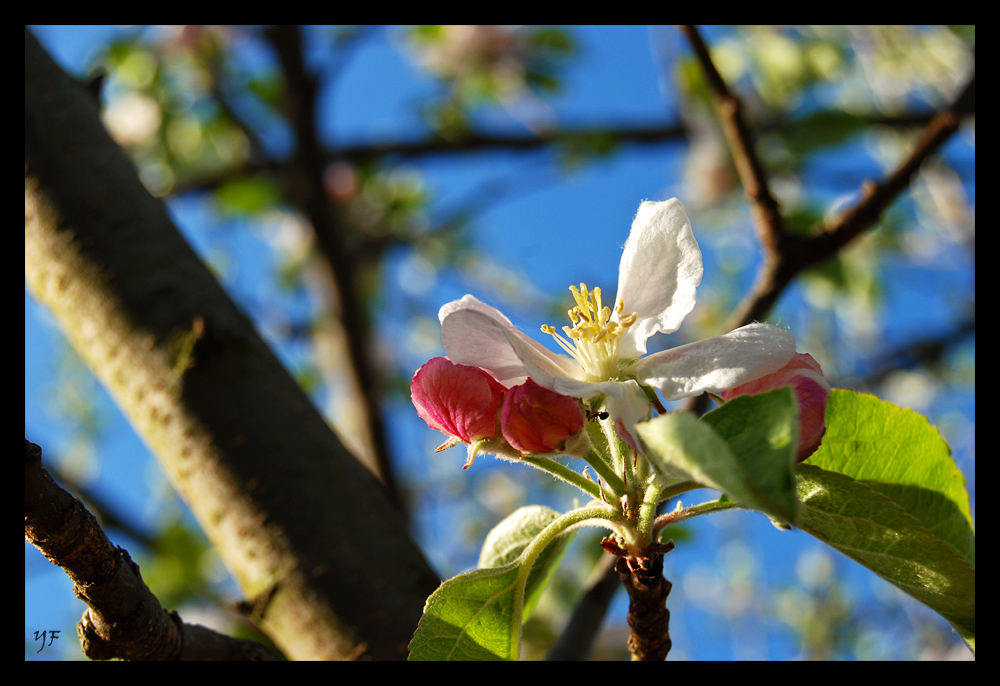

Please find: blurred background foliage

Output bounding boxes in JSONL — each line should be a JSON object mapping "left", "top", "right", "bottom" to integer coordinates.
{"left": 26, "top": 25, "right": 973, "bottom": 660}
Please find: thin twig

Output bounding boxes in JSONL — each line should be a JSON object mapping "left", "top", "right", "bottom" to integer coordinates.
{"left": 166, "top": 111, "right": 932, "bottom": 199}
{"left": 264, "top": 25, "right": 401, "bottom": 509}
{"left": 678, "top": 26, "right": 975, "bottom": 334}
{"left": 677, "top": 25, "right": 786, "bottom": 254}
{"left": 678, "top": 27, "right": 974, "bottom": 416}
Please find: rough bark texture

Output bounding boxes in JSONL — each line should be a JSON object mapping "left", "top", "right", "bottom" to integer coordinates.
{"left": 616, "top": 549, "right": 673, "bottom": 661}
{"left": 25, "top": 28, "right": 438, "bottom": 660}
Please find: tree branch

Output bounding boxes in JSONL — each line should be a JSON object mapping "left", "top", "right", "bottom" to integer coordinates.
{"left": 167, "top": 110, "right": 931, "bottom": 200}
{"left": 25, "top": 440, "right": 277, "bottom": 660}
{"left": 615, "top": 542, "right": 675, "bottom": 661}
{"left": 679, "top": 26, "right": 975, "bottom": 333}
{"left": 25, "top": 27, "right": 438, "bottom": 660}
{"left": 678, "top": 26, "right": 973, "bottom": 417}
{"left": 263, "top": 25, "right": 401, "bottom": 509}
{"left": 727, "top": 72, "right": 974, "bottom": 333}
{"left": 678, "top": 25, "right": 786, "bottom": 255}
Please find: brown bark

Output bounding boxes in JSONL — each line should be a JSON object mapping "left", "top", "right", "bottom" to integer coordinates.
{"left": 615, "top": 542, "right": 675, "bottom": 661}
{"left": 25, "top": 27, "right": 438, "bottom": 660}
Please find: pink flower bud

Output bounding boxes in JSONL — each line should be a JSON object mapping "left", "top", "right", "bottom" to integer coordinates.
{"left": 501, "top": 378, "right": 585, "bottom": 453}
{"left": 721, "top": 352, "right": 830, "bottom": 462}
{"left": 411, "top": 357, "right": 505, "bottom": 444}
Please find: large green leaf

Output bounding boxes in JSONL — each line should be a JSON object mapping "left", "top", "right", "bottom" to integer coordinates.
{"left": 805, "top": 390, "right": 974, "bottom": 565}
{"left": 798, "top": 390, "right": 974, "bottom": 651}
{"left": 797, "top": 465, "right": 975, "bottom": 651}
{"left": 478, "top": 506, "right": 575, "bottom": 620}
{"left": 637, "top": 388, "right": 799, "bottom": 523}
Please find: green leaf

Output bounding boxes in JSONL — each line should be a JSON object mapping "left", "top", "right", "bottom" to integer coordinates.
{"left": 478, "top": 506, "right": 575, "bottom": 620}
{"left": 796, "top": 465, "right": 975, "bottom": 651}
{"left": 409, "top": 505, "right": 613, "bottom": 661}
{"left": 637, "top": 388, "right": 799, "bottom": 524}
{"left": 796, "top": 390, "right": 975, "bottom": 651}
{"left": 408, "top": 562, "right": 523, "bottom": 661}
{"left": 805, "top": 390, "right": 974, "bottom": 565}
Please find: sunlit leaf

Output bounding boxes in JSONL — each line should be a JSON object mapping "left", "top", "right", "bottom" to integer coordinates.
{"left": 797, "top": 390, "right": 975, "bottom": 651}
{"left": 805, "top": 390, "right": 974, "bottom": 565}
{"left": 408, "top": 562, "right": 523, "bottom": 661}
{"left": 796, "top": 465, "right": 975, "bottom": 651}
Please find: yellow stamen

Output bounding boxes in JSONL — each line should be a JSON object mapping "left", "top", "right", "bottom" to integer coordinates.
{"left": 540, "top": 283, "right": 639, "bottom": 382}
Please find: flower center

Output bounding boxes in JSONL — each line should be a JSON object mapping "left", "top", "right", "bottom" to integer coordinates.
{"left": 541, "top": 283, "right": 638, "bottom": 382}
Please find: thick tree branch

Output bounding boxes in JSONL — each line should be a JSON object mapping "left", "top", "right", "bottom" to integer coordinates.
{"left": 25, "top": 28, "right": 438, "bottom": 660}
{"left": 25, "top": 440, "right": 277, "bottom": 660}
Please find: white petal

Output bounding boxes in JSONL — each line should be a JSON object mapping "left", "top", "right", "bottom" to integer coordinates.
{"left": 633, "top": 323, "right": 796, "bottom": 400}
{"left": 615, "top": 199, "right": 703, "bottom": 358}
{"left": 438, "top": 294, "right": 513, "bottom": 327}
{"left": 440, "top": 295, "right": 577, "bottom": 387}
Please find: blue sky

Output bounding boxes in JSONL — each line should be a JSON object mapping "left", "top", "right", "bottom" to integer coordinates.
{"left": 26, "top": 26, "right": 974, "bottom": 660}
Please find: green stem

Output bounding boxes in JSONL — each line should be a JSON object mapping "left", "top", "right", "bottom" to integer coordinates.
{"left": 518, "top": 454, "right": 604, "bottom": 500}
{"left": 635, "top": 480, "right": 663, "bottom": 547}
{"left": 601, "top": 415, "right": 627, "bottom": 477}
{"left": 656, "top": 480, "right": 700, "bottom": 504}
{"left": 510, "top": 506, "right": 624, "bottom": 660}
{"left": 652, "top": 497, "right": 744, "bottom": 540}
{"left": 583, "top": 451, "right": 626, "bottom": 499}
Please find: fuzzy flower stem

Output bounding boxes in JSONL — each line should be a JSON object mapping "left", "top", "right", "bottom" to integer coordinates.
{"left": 517, "top": 454, "right": 605, "bottom": 500}
{"left": 584, "top": 449, "right": 626, "bottom": 498}
{"left": 636, "top": 481, "right": 664, "bottom": 547}
{"left": 599, "top": 416, "right": 629, "bottom": 488}
{"left": 652, "top": 497, "right": 744, "bottom": 541}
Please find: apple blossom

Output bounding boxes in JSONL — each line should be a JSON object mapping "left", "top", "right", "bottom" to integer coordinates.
{"left": 721, "top": 352, "right": 831, "bottom": 461}
{"left": 438, "top": 198, "right": 796, "bottom": 446}
{"left": 501, "top": 378, "right": 586, "bottom": 454}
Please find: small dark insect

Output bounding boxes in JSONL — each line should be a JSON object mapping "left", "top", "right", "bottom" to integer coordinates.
{"left": 587, "top": 408, "right": 610, "bottom": 421}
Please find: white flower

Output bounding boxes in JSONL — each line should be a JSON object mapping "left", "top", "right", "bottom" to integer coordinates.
{"left": 439, "top": 199, "right": 796, "bottom": 445}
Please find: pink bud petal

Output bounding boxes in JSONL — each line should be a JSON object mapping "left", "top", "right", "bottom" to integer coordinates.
{"left": 501, "top": 378, "right": 585, "bottom": 453}
{"left": 411, "top": 357, "right": 504, "bottom": 443}
{"left": 721, "top": 352, "right": 831, "bottom": 461}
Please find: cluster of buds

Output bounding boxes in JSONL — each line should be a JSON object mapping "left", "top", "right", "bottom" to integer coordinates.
{"left": 412, "top": 351, "right": 831, "bottom": 469}
{"left": 410, "top": 357, "right": 589, "bottom": 468}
